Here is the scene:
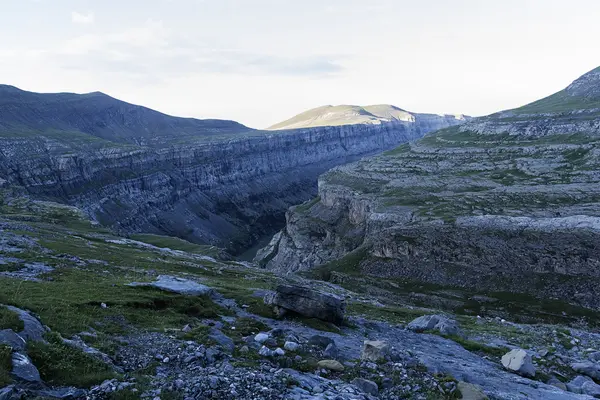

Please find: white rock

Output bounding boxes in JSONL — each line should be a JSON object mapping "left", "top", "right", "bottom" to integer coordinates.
{"left": 284, "top": 341, "right": 300, "bottom": 351}
{"left": 501, "top": 349, "right": 535, "bottom": 377}
{"left": 255, "top": 333, "right": 269, "bottom": 343}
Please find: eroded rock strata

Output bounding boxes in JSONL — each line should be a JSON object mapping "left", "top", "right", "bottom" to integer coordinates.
{"left": 258, "top": 67, "right": 600, "bottom": 308}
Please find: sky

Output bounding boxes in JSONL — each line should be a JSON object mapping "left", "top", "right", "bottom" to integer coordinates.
{"left": 0, "top": 0, "right": 599, "bottom": 129}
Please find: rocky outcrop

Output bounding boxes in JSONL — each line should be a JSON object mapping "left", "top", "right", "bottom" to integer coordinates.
{"left": 264, "top": 285, "right": 345, "bottom": 324}
{"left": 258, "top": 66, "right": 600, "bottom": 308}
{"left": 0, "top": 86, "right": 466, "bottom": 253}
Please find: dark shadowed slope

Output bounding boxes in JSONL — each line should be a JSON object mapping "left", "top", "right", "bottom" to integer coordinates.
{"left": 0, "top": 85, "right": 251, "bottom": 146}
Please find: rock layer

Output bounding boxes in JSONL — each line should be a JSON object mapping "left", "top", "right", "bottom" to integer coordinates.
{"left": 258, "top": 66, "right": 600, "bottom": 308}
{"left": 0, "top": 86, "right": 465, "bottom": 252}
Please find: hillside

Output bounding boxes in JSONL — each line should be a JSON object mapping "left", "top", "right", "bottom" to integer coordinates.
{"left": 258, "top": 66, "right": 600, "bottom": 311}
{"left": 268, "top": 104, "right": 467, "bottom": 130}
{"left": 0, "top": 85, "right": 252, "bottom": 146}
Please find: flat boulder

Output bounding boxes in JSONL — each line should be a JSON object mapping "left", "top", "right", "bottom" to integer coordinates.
{"left": 501, "top": 349, "right": 535, "bottom": 378}
{"left": 572, "top": 362, "right": 600, "bottom": 380}
{"left": 128, "top": 275, "right": 214, "bottom": 297}
{"left": 407, "top": 314, "right": 461, "bottom": 336}
{"left": 265, "top": 285, "right": 345, "bottom": 325}
{"left": 317, "top": 359, "right": 345, "bottom": 372}
{"left": 11, "top": 352, "right": 41, "bottom": 383}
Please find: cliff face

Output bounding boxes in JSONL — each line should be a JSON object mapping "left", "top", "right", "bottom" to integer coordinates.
{"left": 0, "top": 87, "right": 465, "bottom": 252}
{"left": 258, "top": 66, "right": 600, "bottom": 308}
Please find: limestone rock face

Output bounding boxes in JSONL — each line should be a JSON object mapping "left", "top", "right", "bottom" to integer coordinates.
{"left": 0, "top": 86, "right": 466, "bottom": 253}
{"left": 265, "top": 285, "right": 345, "bottom": 325}
{"left": 258, "top": 66, "right": 600, "bottom": 308}
{"left": 501, "top": 349, "right": 536, "bottom": 377}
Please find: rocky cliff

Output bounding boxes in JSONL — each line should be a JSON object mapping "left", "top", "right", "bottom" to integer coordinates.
{"left": 0, "top": 86, "right": 465, "bottom": 252}
{"left": 257, "top": 66, "right": 600, "bottom": 308}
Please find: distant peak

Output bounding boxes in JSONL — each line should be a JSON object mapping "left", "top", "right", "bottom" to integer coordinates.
{"left": 565, "top": 66, "right": 600, "bottom": 99}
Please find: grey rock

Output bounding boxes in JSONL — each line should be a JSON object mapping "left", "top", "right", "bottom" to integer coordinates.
{"left": 323, "top": 343, "right": 338, "bottom": 359}
{"left": 457, "top": 382, "right": 488, "bottom": 400}
{"left": 572, "top": 362, "right": 600, "bottom": 380}
{"left": 266, "top": 285, "right": 345, "bottom": 325}
{"left": 6, "top": 306, "right": 45, "bottom": 342}
{"left": 284, "top": 341, "right": 299, "bottom": 352}
{"left": 361, "top": 340, "right": 390, "bottom": 362}
{"left": 407, "top": 314, "right": 461, "bottom": 336}
{"left": 208, "top": 328, "right": 234, "bottom": 353}
{"left": 316, "top": 359, "right": 344, "bottom": 372}
{"left": 308, "top": 335, "right": 335, "bottom": 349}
{"left": 11, "top": 352, "right": 41, "bottom": 383}
{"left": 351, "top": 378, "right": 379, "bottom": 396}
{"left": 127, "top": 275, "right": 214, "bottom": 296}
{"left": 589, "top": 351, "right": 600, "bottom": 362}
{"left": 254, "top": 333, "right": 269, "bottom": 343}
{"left": 0, "top": 329, "right": 26, "bottom": 351}
{"left": 501, "top": 349, "right": 536, "bottom": 377}
{"left": 258, "top": 346, "right": 273, "bottom": 357}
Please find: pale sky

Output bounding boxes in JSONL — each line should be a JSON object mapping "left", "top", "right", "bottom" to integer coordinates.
{"left": 1, "top": 0, "right": 599, "bottom": 129}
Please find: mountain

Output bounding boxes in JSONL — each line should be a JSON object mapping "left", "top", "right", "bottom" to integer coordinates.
{"left": 257, "top": 66, "right": 600, "bottom": 310}
{"left": 0, "top": 85, "right": 251, "bottom": 146}
{"left": 268, "top": 104, "right": 468, "bottom": 130}
{"left": 0, "top": 86, "right": 466, "bottom": 253}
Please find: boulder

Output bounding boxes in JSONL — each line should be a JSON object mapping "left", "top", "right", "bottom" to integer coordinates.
{"left": 127, "top": 275, "right": 214, "bottom": 296}
{"left": 567, "top": 375, "right": 600, "bottom": 396}
{"left": 6, "top": 306, "right": 45, "bottom": 342}
{"left": 572, "top": 361, "right": 600, "bottom": 380}
{"left": 457, "top": 382, "right": 488, "bottom": 400}
{"left": 323, "top": 343, "right": 338, "bottom": 359}
{"left": 408, "top": 314, "right": 461, "bottom": 336}
{"left": 352, "top": 378, "right": 379, "bottom": 396}
{"left": 361, "top": 340, "right": 390, "bottom": 362}
{"left": 254, "top": 333, "right": 270, "bottom": 344}
{"left": 284, "top": 341, "right": 299, "bottom": 352}
{"left": 501, "top": 349, "right": 535, "bottom": 377}
{"left": 0, "top": 330, "right": 25, "bottom": 351}
{"left": 317, "top": 359, "right": 345, "bottom": 372}
{"left": 308, "top": 335, "right": 335, "bottom": 349}
{"left": 11, "top": 352, "right": 41, "bottom": 383}
{"left": 265, "top": 285, "right": 345, "bottom": 325}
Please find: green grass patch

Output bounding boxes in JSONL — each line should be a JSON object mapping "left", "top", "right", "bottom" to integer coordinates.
{"left": 129, "top": 234, "right": 222, "bottom": 258}
{"left": 309, "top": 247, "right": 369, "bottom": 281}
{"left": 0, "top": 345, "right": 12, "bottom": 387}
{"left": 28, "top": 333, "right": 116, "bottom": 387}
{"left": 0, "top": 306, "right": 24, "bottom": 331}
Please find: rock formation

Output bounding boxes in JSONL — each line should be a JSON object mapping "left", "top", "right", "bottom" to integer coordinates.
{"left": 0, "top": 86, "right": 466, "bottom": 253}
{"left": 257, "top": 66, "right": 600, "bottom": 309}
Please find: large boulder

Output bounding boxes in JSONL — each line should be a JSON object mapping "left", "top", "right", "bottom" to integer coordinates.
{"left": 127, "top": 275, "right": 215, "bottom": 296}
{"left": 567, "top": 375, "right": 600, "bottom": 397}
{"left": 352, "top": 378, "right": 379, "bottom": 396}
{"left": 265, "top": 285, "right": 345, "bottom": 325}
{"left": 572, "top": 361, "right": 600, "bottom": 380}
{"left": 501, "top": 349, "right": 535, "bottom": 377}
{"left": 407, "top": 314, "right": 461, "bottom": 336}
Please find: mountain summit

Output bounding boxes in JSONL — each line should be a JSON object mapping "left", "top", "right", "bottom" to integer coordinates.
{"left": 268, "top": 104, "right": 467, "bottom": 130}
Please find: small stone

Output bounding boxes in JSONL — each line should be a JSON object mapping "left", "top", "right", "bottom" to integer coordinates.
{"left": 501, "top": 349, "right": 535, "bottom": 377}
{"left": 323, "top": 343, "right": 338, "bottom": 359}
{"left": 308, "top": 335, "right": 334, "bottom": 349}
{"left": 100, "top": 303, "right": 108, "bottom": 309}
{"left": 284, "top": 341, "right": 299, "bottom": 352}
{"left": 258, "top": 346, "right": 273, "bottom": 357}
{"left": 182, "top": 324, "right": 192, "bottom": 333}
{"left": 361, "top": 340, "right": 390, "bottom": 362}
{"left": 274, "top": 348, "right": 285, "bottom": 356}
{"left": 239, "top": 346, "right": 249, "bottom": 354}
{"left": 255, "top": 333, "right": 269, "bottom": 344}
{"left": 352, "top": 378, "right": 379, "bottom": 396}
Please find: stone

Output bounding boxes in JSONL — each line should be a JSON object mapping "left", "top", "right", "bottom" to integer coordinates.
{"left": 258, "top": 346, "right": 273, "bottom": 357}
{"left": 588, "top": 351, "right": 600, "bottom": 362}
{"left": 407, "top": 314, "right": 461, "bottom": 336}
{"left": 6, "top": 306, "right": 45, "bottom": 342}
{"left": 323, "top": 343, "right": 338, "bottom": 359}
{"left": 567, "top": 375, "right": 600, "bottom": 396}
{"left": 352, "top": 378, "right": 379, "bottom": 396}
{"left": 0, "top": 330, "right": 26, "bottom": 351}
{"left": 457, "top": 382, "right": 488, "bottom": 400}
{"left": 11, "top": 352, "right": 41, "bottom": 383}
{"left": 127, "top": 275, "right": 215, "bottom": 297}
{"left": 284, "top": 341, "right": 299, "bottom": 352}
{"left": 209, "top": 328, "right": 235, "bottom": 353}
{"left": 316, "top": 360, "right": 345, "bottom": 372}
{"left": 308, "top": 335, "right": 334, "bottom": 349}
{"left": 547, "top": 376, "right": 567, "bottom": 391}
{"left": 265, "top": 285, "right": 345, "bottom": 325}
{"left": 239, "top": 346, "right": 249, "bottom": 354}
{"left": 501, "top": 349, "right": 535, "bottom": 377}
{"left": 254, "top": 333, "right": 270, "bottom": 344}
{"left": 361, "top": 340, "right": 390, "bottom": 362}
{"left": 274, "top": 348, "right": 285, "bottom": 356}
{"left": 571, "top": 361, "right": 600, "bottom": 380}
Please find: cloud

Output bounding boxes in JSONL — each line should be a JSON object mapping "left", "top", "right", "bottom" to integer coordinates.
{"left": 52, "top": 19, "right": 345, "bottom": 81}
{"left": 71, "top": 11, "right": 95, "bottom": 25}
